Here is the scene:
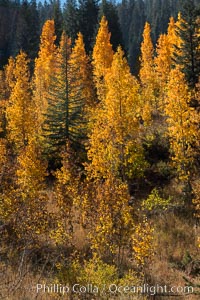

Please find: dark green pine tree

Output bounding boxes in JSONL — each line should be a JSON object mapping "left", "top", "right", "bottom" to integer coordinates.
{"left": 78, "top": 0, "right": 99, "bottom": 53}
{"left": 42, "top": 32, "right": 87, "bottom": 165}
{"left": 98, "top": 0, "right": 123, "bottom": 51}
{"left": 128, "top": 0, "right": 145, "bottom": 73}
{"left": 118, "top": 0, "right": 134, "bottom": 52}
{"left": 38, "top": 0, "right": 52, "bottom": 30}
{"left": 63, "top": 0, "right": 79, "bottom": 45}
{"left": 0, "top": 0, "right": 13, "bottom": 67}
{"left": 174, "top": 0, "right": 200, "bottom": 89}
{"left": 42, "top": 33, "right": 71, "bottom": 163}
{"left": 27, "top": 0, "right": 40, "bottom": 61}
{"left": 52, "top": 0, "right": 63, "bottom": 45}
{"left": 14, "top": 0, "right": 40, "bottom": 60}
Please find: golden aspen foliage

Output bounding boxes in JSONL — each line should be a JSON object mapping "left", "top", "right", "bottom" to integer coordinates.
{"left": 140, "top": 22, "right": 154, "bottom": 86}
{"left": 16, "top": 139, "right": 47, "bottom": 193}
{"left": 155, "top": 34, "right": 171, "bottom": 87}
{"left": 33, "top": 20, "right": 57, "bottom": 132}
{"left": 167, "top": 16, "right": 176, "bottom": 47}
{"left": 0, "top": 139, "right": 48, "bottom": 241}
{"left": 192, "top": 178, "right": 200, "bottom": 248}
{"left": 6, "top": 51, "right": 34, "bottom": 152}
{"left": 70, "top": 32, "right": 95, "bottom": 108}
{"left": 4, "top": 57, "right": 16, "bottom": 91}
{"left": 167, "top": 16, "right": 183, "bottom": 60}
{"left": 11, "top": 139, "right": 49, "bottom": 239}
{"left": 192, "top": 82, "right": 200, "bottom": 245}
{"left": 154, "top": 16, "right": 182, "bottom": 89}
{"left": 52, "top": 142, "right": 80, "bottom": 245}
{"left": 0, "top": 138, "right": 7, "bottom": 185}
{"left": 139, "top": 22, "right": 158, "bottom": 120}
{"left": 92, "top": 16, "right": 113, "bottom": 101}
{"left": 77, "top": 254, "right": 118, "bottom": 288}
{"left": 0, "top": 70, "right": 7, "bottom": 136}
{"left": 0, "top": 70, "right": 16, "bottom": 191}
{"left": 87, "top": 47, "right": 147, "bottom": 180}
{"left": 154, "top": 33, "right": 172, "bottom": 112}
{"left": 165, "top": 67, "right": 199, "bottom": 182}
{"left": 132, "top": 217, "right": 154, "bottom": 266}
{"left": 167, "top": 17, "right": 182, "bottom": 61}
{"left": 68, "top": 32, "right": 95, "bottom": 141}
{"left": 87, "top": 174, "right": 134, "bottom": 265}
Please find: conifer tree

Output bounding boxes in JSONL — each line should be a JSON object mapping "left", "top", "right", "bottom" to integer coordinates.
{"left": 42, "top": 32, "right": 72, "bottom": 160}
{"left": 42, "top": 32, "right": 91, "bottom": 161}
{"left": 6, "top": 51, "right": 34, "bottom": 151}
{"left": 63, "top": 0, "right": 79, "bottom": 44}
{"left": 174, "top": 1, "right": 200, "bottom": 88}
{"left": 78, "top": 0, "right": 99, "bottom": 53}
{"left": 52, "top": 0, "right": 63, "bottom": 45}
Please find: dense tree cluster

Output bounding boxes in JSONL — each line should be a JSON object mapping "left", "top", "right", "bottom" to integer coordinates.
{"left": 0, "top": 1, "right": 200, "bottom": 299}
{"left": 1, "top": 0, "right": 200, "bottom": 72}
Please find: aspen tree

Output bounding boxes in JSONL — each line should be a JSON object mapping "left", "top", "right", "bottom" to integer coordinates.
{"left": 88, "top": 174, "right": 134, "bottom": 266}
{"left": 167, "top": 16, "right": 182, "bottom": 61}
{"left": 13, "top": 139, "right": 49, "bottom": 239}
{"left": 92, "top": 16, "right": 113, "bottom": 101}
{"left": 87, "top": 47, "right": 146, "bottom": 180}
{"left": 140, "top": 22, "right": 154, "bottom": 86}
{"left": 85, "top": 47, "right": 150, "bottom": 266}
{"left": 165, "top": 67, "right": 198, "bottom": 183}
{"left": 33, "top": 20, "right": 57, "bottom": 133}
{"left": 6, "top": 51, "right": 34, "bottom": 151}
{"left": 155, "top": 34, "right": 171, "bottom": 85}
{"left": 132, "top": 217, "right": 154, "bottom": 265}
{"left": 192, "top": 80, "right": 200, "bottom": 227}
{"left": 0, "top": 70, "right": 7, "bottom": 137}
{"left": 154, "top": 33, "right": 171, "bottom": 110}
{"left": 69, "top": 32, "right": 95, "bottom": 109}
{"left": 0, "top": 138, "right": 7, "bottom": 185}
{"left": 4, "top": 57, "right": 16, "bottom": 92}
{"left": 52, "top": 141, "right": 80, "bottom": 245}
{"left": 68, "top": 32, "right": 95, "bottom": 141}
{"left": 0, "top": 138, "right": 49, "bottom": 241}
{"left": 139, "top": 22, "right": 158, "bottom": 120}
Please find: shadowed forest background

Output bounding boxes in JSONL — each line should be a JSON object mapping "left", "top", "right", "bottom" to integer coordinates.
{"left": 0, "top": 0, "right": 200, "bottom": 299}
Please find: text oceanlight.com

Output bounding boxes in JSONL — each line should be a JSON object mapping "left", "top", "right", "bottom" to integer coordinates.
{"left": 36, "top": 283, "right": 193, "bottom": 296}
